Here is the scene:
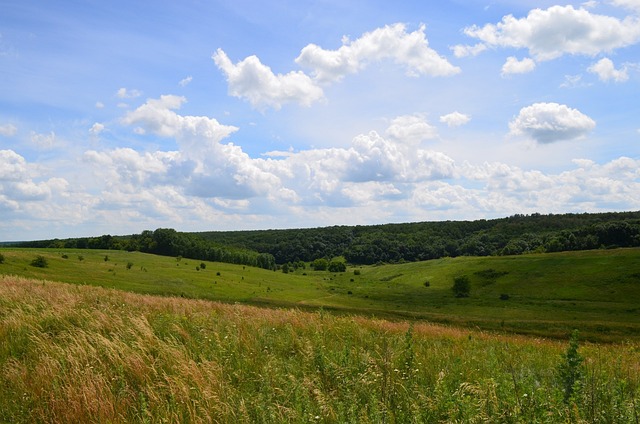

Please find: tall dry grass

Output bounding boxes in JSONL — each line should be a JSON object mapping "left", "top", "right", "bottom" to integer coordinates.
{"left": 1, "top": 275, "right": 639, "bottom": 423}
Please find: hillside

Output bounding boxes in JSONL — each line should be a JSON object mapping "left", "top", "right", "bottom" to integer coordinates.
{"left": 2, "top": 247, "right": 639, "bottom": 342}
{"left": 1, "top": 275, "right": 639, "bottom": 423}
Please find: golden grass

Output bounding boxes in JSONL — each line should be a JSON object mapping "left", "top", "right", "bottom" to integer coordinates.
{"left": 1, "top": 275, "right": 639, "bottom": 423}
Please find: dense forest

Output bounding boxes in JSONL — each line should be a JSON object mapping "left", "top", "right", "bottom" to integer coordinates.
{"left": 14, "top": 211, "right": 640, "bottom": 267}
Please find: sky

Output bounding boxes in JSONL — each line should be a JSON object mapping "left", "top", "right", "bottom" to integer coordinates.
{"left": 1, "top": 0, "right": 640, "bottom": 241}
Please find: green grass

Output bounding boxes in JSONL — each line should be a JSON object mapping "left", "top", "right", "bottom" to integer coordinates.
{"left": 1, "top": 276, "right": 639, "bottom": 423}
{"left": 1, "top": 247, "right": 640, "bottom": 341}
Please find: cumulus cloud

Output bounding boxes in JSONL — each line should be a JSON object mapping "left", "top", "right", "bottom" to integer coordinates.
{"left": 116, "top": 87, "right": 142, "bottom": 99}
{"left": 588, "top": 57, "right": 629, "bottom": 82}
{"left": 296, "top": 23, "right": 461, "bottom": 83}
{"left": 464, "top": 5, "right": 640, "bottom": 61}
{"left": 501, "top": 56, "right": 536, "bottom": 76}
{"left": 509, "top": 102, "right": 596, "bottom": 143}
{"left": 89, "top": 122, "right": 105, "bottom": 136}
{"left": 0, "top": 149, "right": 69, "bottom": 206}
{"left": 451, "top": 43, "right": 487, "bottom": 58}
{"left": 0, "top": 123, "right": 17, "bottom": 137}
{"left": 212, "top": 49, "right": 324, "bottom": 110}
{"left": 439, "top": 112, "right": 471, "bottom": 127}
{"left": 385, "top": 115, "right": 438, "bottom": 144}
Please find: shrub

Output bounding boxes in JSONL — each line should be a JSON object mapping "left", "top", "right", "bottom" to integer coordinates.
{"left": 312, "top": 258, "right": 329, "bottom": 271}
{"left": 558, "top": 330, "right": 584, "bottom": 403}
{"left": 61, "top": 254, "right": 68, "bottom": 259}
{"left": 424, "top": 280, "right": 430, "bottom": 287}
{"left": 200, "top": 262, "right": 206, "bottom": 269}
{"left": 500, "top": 293, "right": 510, "bottom": 300}
{"left": 77, "top": 255, "right": 84, "bottom": 261}
{"left": 126, "top": 262, "right": 133, "bottom": 270}
{"left": 30, "top": 255, "right": 48, "bottom": 268}
{"left": 328, "top": 260, "right": 346, "bottom": 272}
{"left": 354, "top": 269, "right": 361, "bottom": 276}
{"left": 104, "top": 255, "right": 109, "bottom": 262}
{"left": 452, "top": 275, "right": 471, "bottom": 298}
{"left": 0, "top": 253, "right": 4, "bottom": 264}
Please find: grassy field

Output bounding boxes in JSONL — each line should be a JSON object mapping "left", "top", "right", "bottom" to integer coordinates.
{"left": 1, "top": 247, "right": 640, "bottom": 342}
{"left": 1, "top": 275, "right": 639, "bottom": 423}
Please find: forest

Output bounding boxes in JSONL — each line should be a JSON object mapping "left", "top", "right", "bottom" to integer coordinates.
{"left": 14, "top": 211, "right": 640, "bottom": 267}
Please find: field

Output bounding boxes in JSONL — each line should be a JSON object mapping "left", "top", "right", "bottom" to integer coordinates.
{"left": 1, "top": 275, "right": 639, "bottom": 423}
{"left": 1, "top": 247, "right": 640, "bottom": 342}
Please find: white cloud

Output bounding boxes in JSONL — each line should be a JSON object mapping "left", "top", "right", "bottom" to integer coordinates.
{"left": 122, "top": 95, "right": 238, "bottom": 144}
{"left": 179, "top": 76, "right": 193, "bottom": 87}
{"left": 464, "top": 5, "right": 640, "bottom": 61}
{"left": 385, "top": 115, "right": 438, "bottom": 144}
{"left": 588, "top": 57, "right": 629, "bottom": 82}
{"left": 95, "top": 101, "right": 105, "bottom": 109}
{"left": 451, "top": 43, "right": 487, "bottom": 58}
{"left": 509, "top": 102, "right": 596, "bottom": 143}
{"left": 212, "top": 49, "right": 324, "bottom": 110}
{"left": 611, "top": 0, "right": 640, "bottom": 12}
{"left": 89, "top": 122, "right": 105, "bottom": 136}
{"left": 295, "top": 23, "right": 461, "bottom": 83}
{"left": 117, "top": 88, "right": 142, "bottom": 99}
{"left": 0, "top": 123, "right": 17, "bottom": 137}
{"left": 501, "top": 56, "right": 536, "bottom": 76}
{"left": 29, "top": 131, "right": 56, "bottom": 149}
{"left": 439, "top": 112, "right": 471, "bottom": 127}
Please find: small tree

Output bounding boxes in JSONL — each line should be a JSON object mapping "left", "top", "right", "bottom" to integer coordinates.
{"left": 282, "top": 263, "right": 290, "bottom": 273}
{"left": 452, "top": 275, "right": 471, "bottom": 298}
{"left": 558, "top": 330, "right": 584, "bottom": 403}
{"left": 328, "top": 259, "right": 346, "bottom": 272}
{"left": 31, "top": 255, "right": 48, "bottom": 268}
{"left": 312, "top": 258, "right": 329, "bottom": 271}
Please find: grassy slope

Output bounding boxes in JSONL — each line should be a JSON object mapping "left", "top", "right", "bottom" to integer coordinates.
{"left": 1, "top": 247, "right": 639, "bottom": 341}
{"left": 1, "top": 276, "right": 639, "bottom": 423}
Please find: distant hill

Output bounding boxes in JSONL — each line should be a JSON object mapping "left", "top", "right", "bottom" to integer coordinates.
{"left": 14, "top": 211, "right": 640, "bottom": 266}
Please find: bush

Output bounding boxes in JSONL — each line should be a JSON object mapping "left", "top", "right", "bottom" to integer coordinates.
{"left": 126, "top": 262, "right": 133, "bottom": 270}
{"left": 452, "top": 275, "right": 471, "bottom": 298}
{"left": 30, "top": 255, "right": 48, "bottom": 268}
{"left": 0, "top": 253, "right": 4, "bottom": 264}
{"left": 200, "top": 262, "right": 206, "bottom": 269}
{"left": 312, "top": 258, "right": 328, "bottom": 271}
{"left": 500, "top": 293, "right": 510, "bottom": 300}
{"left": 328, "top": 260, "right": 346, "bottom": 273}
{"left": 354, "top": 269, "right": 361, "bottom": 276}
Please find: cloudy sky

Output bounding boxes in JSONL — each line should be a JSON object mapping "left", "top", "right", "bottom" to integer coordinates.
{"left": 1, "top": 0, "right": 640, "bottom": 241}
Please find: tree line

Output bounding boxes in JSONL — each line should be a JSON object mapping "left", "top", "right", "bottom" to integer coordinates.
{"left": 14, "top": 211, "right": 640, "bottom": 266}
{"left": 195, "top": 211, "right": 640, "bottom": 264}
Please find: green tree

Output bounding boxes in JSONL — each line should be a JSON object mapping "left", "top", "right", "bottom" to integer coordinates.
{"left": 452, "top": 275, "right": 470, "bottom": 298}
{"left": 312, "top": 258, "right": 329, "bottom": 271}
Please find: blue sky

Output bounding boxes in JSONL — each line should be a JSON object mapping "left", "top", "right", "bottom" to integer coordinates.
{"left": 1, "top": 0, "right": 639, "bottom": 240}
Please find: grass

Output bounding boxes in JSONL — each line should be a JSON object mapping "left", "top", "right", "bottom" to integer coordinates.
{"left": 1, "top": 275, "right": 639, "bottom": 423}
{"left": 1, "top": 247, "right": 640, "bottom": 341}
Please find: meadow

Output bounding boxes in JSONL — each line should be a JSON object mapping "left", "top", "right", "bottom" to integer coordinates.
{"left": 1, "top": 275, "right": 639, "bottom": 423}
{"left": 1, "top": 247, "right": 640, "bottom": 342}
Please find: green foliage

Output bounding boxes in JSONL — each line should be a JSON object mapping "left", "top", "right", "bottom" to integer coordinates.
{"left": 30, "top": 255, "right": 48, "bottom": 268}
{"left": 558, "top": 330, "right": 584, "bottom": 403}
{"left": 199, "top": 262, "right": 206, "bottom": 269}
{"left": 126, "top": 262, "right": 133, "bottom": 270}
{"left": 452, "top": 275, "right": 471, "bottom": 298}
{"left": 312, "top": 258, "right": 328, "bottom": 271}
{"left": 0, "top": 252, "right": 4, "bottom": 264}
{"left": 328, "top": 258, "right": 346, "bottom": 272}
{"left": 104, "top": 255, "right": 109, "bottom": 262}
